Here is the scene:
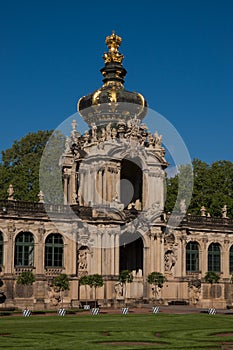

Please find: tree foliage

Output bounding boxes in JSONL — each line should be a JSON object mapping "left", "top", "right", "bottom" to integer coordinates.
{"left": 17, "top": 271, "right": 35, "bottom": 286}
{"left": 0, "top": 130, "right": 53, "bottom": 201}
{"left": 118, "top": 270, "right": 133, "bottom": 284}
{"left": 147, "top": 272, "right": 166, "bottom": 288}
{"left": 165, "top": 159, "right": 233, "bottom": 217}
{"left": 204, "top": 271, "right": 220, "bottom": 285}
{"left": 39, "top": 130, "right": 65, "bottom": 204}
{"left": 80, "top": 274, "right": 104, "bottom": 307}
{"left": 53, "top": 273, "right": 70, "bottom": 291}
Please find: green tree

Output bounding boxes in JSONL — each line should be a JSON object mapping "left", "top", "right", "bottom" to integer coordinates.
{"left": 118, "top": 270, "right": 133, "bottom": 306}
{"left": 17, "top": 271, "right": 36, "bottom": 285}
{"left": 39, "top": 130, "right": 65, "bottom": 204}
{"left": 147, "top": 272, "right": 166, "bottom": 304}
{"left": 88, "top": 274, "right": 104, "bottom": 308}
{"left": 53, "top": 273, "right": 70, "bottom": 291}
{"left": 0, "top": 130, "right": 53, "bottom": 201}
{"left": 165, "top": 159, "right": 233, "bottom": 218}
{"left": 79, "top": 275, "right": 91, "bottom": 305}
{"left": 52, "top": 273, "right": 70, "bottom": 307}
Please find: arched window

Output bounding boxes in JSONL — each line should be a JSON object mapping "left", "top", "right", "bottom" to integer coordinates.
{"left": 45, "top": 234, "right": 63, "bottom": 268}
{"left": 14, "top": 232, "right": 34, "bottom": 267}
{"left": 186, "top": 241, "right": 199, "bottom": 272}
{"left": 0, "top": 232, "right": 3, "bottom": 266}
{"left": 208, "top": 243, "right": 221, "bottom": 272}
{"left": 229, "top": 245, "right": 233, "bottom": 274}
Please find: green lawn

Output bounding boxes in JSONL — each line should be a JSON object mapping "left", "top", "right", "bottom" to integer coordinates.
{"left": 1, "top": 313, "right": 233, "bottom": 349}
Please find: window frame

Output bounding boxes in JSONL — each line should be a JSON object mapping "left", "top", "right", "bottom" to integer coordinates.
{"left": 14, "top": 232, "right": 34, "bottom": 267}
{"left": 45, "top": 233, "right": 64, "bottom": 268}
{"left": 186, "top": 241, "right": 199, "bottom": 273}
{"left": 208, "top": 243, "right": 221, "bottom": 272}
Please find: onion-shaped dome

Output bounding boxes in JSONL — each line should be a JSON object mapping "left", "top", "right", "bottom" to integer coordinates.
{"left": 78, "top": 32, "right": 148, "bottom": 127}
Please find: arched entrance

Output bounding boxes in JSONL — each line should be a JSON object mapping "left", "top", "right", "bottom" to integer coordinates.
{"left": 119, "top": 232, "right": 143, "bottom": 274}
{"left": 120, "top": 158, "right": 142, "bottom": 210}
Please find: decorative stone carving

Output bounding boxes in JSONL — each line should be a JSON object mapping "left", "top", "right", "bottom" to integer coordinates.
{"left": 64, "top": 136, "right": 71, "bottom": 154}
{"left": 188, "top": 279, "right": 201, "bottom": 305}
{"left": 200, "top": 206, "right": 206, "bottom": 216}
{"left": 38, "top": 190, "right": 44, "bottom": 203}
{"left": 7, "top": 220, "right": 16, "bottom": 239}
{"left": 179, "top": 199, "right": 186, "bottom": 214}
{"left": 114, "top": 281, "right": 123, "bottom": 299}
{"left": 222, "top": 205, "right": 228, "bottom": 219}
{"left": 78, "top": 247, "right": 89, "bottom": 272}
{"left": 164, "top": 250, "right": 176, "bottom": 272}
{"left": 91, "top": 122, "right": 97, "bottom": 142}
{"left": 7, "top": 184, "right": 14, "bottom": 201}
{"left": 48, "top": 284, "right": 61, "bottom": 306}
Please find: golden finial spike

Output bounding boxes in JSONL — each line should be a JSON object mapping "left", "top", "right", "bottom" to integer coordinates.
{"left": 103, "top": 32, "right": 124, "bottom": 64}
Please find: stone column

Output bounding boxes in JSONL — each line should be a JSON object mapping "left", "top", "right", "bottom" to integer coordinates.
{"left": 180, "top": 235, "right": 187, "bottom": 278}
{"left": 114, "top": 234, "right": 119, "bottom": 275}
{"left": 70, "top": 165, "right": 76, "bottom": 203}
{"left": 223, "top": 238, "right": 229, "bottom": 278}
{"left": 142, "top": 170, "right": 149, "bottom": 209}
{"left": 98, "top": 169, "right": 103, "bottom": 205}
{"left": 97, "top": 233, "right": 102, "bottom": 275}
{"left": 78, "top": 171, "right": 83, "bottom": 206}
{"left": 201, "top": 237, "right": 208, "bottom": 278}
{"left": 160, "top": 235, "right": 165, "bottom": 274}
{"left": 63, "top": 175, "right": 68, "bottom": 205}
{"left": 6, "top": 225, "right": 15, "bottom": 274}
{"left": 102, "top": 168, "right": 107, "bottom": 205}
{"left": 110, "top": 232, "right": 115, "bottom": 275}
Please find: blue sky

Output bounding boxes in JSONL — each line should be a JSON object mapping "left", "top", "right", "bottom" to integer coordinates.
{"left": 0, "top": 0, "right": 233, "bottom": 164}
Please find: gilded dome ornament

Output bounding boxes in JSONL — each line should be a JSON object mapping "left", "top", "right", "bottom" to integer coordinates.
{"left": 103, "top": 32, "right": 124, "bottom": 64}
{"left": 78, "top": 32, "right": 148, "bottom": 127}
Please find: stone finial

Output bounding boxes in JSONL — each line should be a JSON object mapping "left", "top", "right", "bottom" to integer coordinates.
{"left": 38, "top": 190, "right": 44, "bottom": 203}
{"left": 72, "top": 119, "right": 77, "bottom": 132}
{"left": 200, "top": 206, "right": 206, "bottom": 217}
{"left": 7, "top": 184, "right": 14, "bottom": 201}
{"left": 222, "top": 204, "right": 227, "bottom": 219}
{"left": 179, "top": 199, "right": 186, "bottom": 214}
{"left": 91, "top": 123, "right": 97, "bottom": 141}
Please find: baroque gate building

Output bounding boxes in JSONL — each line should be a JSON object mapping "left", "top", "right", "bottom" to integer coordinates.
{"left": 0, "top": 33, "right": 233, "bottom": 309}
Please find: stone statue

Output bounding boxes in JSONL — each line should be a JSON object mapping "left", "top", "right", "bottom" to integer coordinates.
{"left": 101, "top": 127, "right": 106, "bottom": 142}
{"left": 111, "top": 127, "right": 117, "bottom": 139}
{"left": 84, "top": 130, "right": 89, "bottom": 144}
{"left": 7, "top": 184, "right": 14, "bottom": 201}
{"left": 200, "top": 206, "right": 206, "bottom": 217}
{"left": 179, "top": 199, "right": 186, "bottom": 214}
{"left": 106, "top": 123, "right": 112, "bottom": 140}
{"left": 164, "top": 250, "right": 176, "bottom": 272}
{"left": 114, "top": 282, "right": 123, "bottom": 298}
{"left": 48, "top": 284, "right": 61, "bottom": 306}
{"left": 188, "top": 279, "right": 201, "bottom": 305}
{"left": 91, "top": 123, "right": 97, "bottom": 142}
{"left": 72, "top": 192, "right": 77, "bottom": 204}
{"left": 71, "top": 119, "right": 77, "bottom": 142}
{"left": 38, "top": 190, "right": 44, "bottom": 203}
{"left": 222, "top": 205, "right": 227, "bottom": 219}
{"left": 78, "top": 248, "right": 88, "bottom": 270}
{"left": 65, "top": 137, "right": 71, "bottom": 154}
{"left": 154, "top": 131, "right": 162, "bottom": 146}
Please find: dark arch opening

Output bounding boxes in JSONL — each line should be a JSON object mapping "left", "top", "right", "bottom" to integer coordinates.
{"left": 120, "top": 158, "right": 142, "bottom": 209}
{"left": 119, "top": 232, "right": 143, "bottom": 274}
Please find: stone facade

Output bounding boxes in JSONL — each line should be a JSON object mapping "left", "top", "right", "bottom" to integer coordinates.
{"left": 1, "top": 33, "right": 233, "bottom": 310}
